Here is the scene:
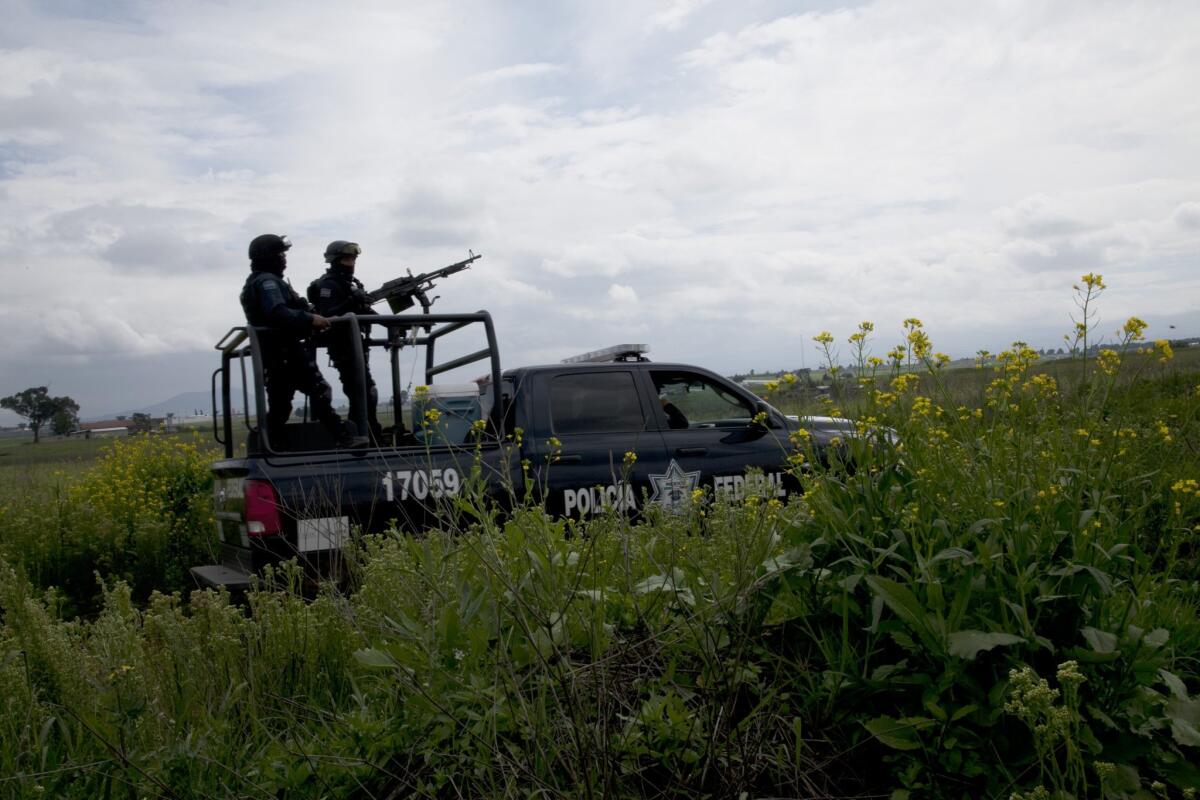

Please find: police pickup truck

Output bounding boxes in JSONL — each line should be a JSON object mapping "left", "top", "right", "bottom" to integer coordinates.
{"left": 192, "top": 311, "right": 853, "bottom": 590}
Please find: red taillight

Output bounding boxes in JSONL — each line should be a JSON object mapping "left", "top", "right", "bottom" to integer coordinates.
{"left": 244, "top": 479, "right": 283, "bottom": 537}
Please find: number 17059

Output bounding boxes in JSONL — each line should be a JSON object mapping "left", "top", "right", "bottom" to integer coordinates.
{"left": 381, "top": 468, "right": 461, "bottom": 502}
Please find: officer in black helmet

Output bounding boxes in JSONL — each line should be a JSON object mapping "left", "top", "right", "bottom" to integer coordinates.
{"left": 240, "top": 234, "right": 364, "bottom": 450}
{"left": 307, "top": 240, "right": 385, "bottom": 443}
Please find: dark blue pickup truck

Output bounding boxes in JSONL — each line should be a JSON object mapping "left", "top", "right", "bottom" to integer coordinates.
{"left": 192, "top": 312, "right": 853, "bottom": 590}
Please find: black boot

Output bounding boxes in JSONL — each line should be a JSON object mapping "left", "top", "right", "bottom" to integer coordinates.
{"left": 336, "top": 420, "right": 369, "bottom": 449}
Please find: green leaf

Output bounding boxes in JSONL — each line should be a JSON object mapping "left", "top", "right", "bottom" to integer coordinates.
{"left": 1162, "top": 670, "right": 1200, "bottom": 747}
{"left": 353, "top": 648, "right": 395, "bottom": 669}
{"left": 1160, "top": 669, "right": 1189, "bottom": 700}
{"left": 1105, "top": 763, "right": 1142, "bottom": 793}
{"left": 870, "top": 661, "right": 908, "bottom": 681}
{"left": 1144, "top": 628, "right": 1169, "bottom": 648}
{"left": 633, "top": 569, "right": 695, "bottom": 606}
{"left": 950, "top": 704, "right": 979, "bottom": 722}
{"left": 1083, "top": 565, "right": 1113, "bottom": 595}
{"left": 948, "top": 631, "right": 1025, "bottom": 660}
{"left": 761, "top": 544, "right": 813, "bottom": 573}
{"left": 633, "top": 569, "right": 686, "bottom": 594}
{"left": 1082, "top": 626, "right": 1118, "bottom": 654}
{"left": 1087, "top": 704, "right": 1118, "bottom": 729}
{"left": 1167, "top": 706, "right": 1200, "bottom": 748}
{"left": 863, "top": 715, "right": 934, "bottom": 751}
{"left": 930, "top": 547, "right": 976, "bottom": 565}
{"left": 866, "top": 575, "right": 943, "bottom": 653}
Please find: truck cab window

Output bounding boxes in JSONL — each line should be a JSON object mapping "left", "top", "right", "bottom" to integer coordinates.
{"left": 550, "top": 372, "right": 646, "bottom": 434}
{"left": 652, "top": 371, "right": 753, "bottom": 429}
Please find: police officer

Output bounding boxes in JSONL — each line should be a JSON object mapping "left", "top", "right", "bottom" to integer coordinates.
{"left": 307, "top": 241, "right": 385, "bottom": 443}
{"left": 240, "top": 234, "right": 363, "bottom": 450}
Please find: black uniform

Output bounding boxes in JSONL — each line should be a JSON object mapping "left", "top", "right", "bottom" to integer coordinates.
{"left": 307, "top": 265, "right": 383, "bottom": 441}
{"left": 240, "top": 267, "right": 345, "bottom": 449}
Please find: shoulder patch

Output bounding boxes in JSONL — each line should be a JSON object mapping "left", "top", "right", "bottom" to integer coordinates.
{"left": 261, "top": 280, "right": 286, "bottom": 306}
{"left": 320, "top": 287, "right": 332, "bottom": 297}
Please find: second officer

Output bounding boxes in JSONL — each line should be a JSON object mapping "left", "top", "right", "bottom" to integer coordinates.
{"left": 308, "top": 240, "right": 385, "bottom": 443}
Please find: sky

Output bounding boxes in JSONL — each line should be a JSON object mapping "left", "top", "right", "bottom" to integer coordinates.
{"left": 1, "top": 0, "right": 1198, "bottom": 422}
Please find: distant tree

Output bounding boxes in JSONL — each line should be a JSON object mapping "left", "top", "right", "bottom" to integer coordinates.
{"left": 50, "top": 403, "right": 80, "bottom": 436}
{"left": 129, "top": 412, "right": 153, "bottom": 433}
{"left": 116, "top": 415, "right": 127, "bottom": 421}
{"left": 1, "top": 387, "right": 79, "bottom": 444}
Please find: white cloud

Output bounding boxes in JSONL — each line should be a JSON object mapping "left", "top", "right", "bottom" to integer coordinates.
{"left": 608, "top": 283, "right": 638, "bottom": 303}
{"left": 469, "top": 62, "right": 564, "bottom": 85}
{"left": 1, "top": 0, "right": 1199, "bottom": 420}
{"left": 1173, "top": 202, "right": 1200, "bottom": 230}
{"left": 649, "top": 0, "right": 715, "bottom": 32}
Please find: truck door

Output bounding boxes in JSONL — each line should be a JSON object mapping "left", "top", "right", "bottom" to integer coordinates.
{"left": 524, "top": 370, "right": 668, "bottom": 519}
{"left": 647, "top": 369, "right": 795, "bottom": 505}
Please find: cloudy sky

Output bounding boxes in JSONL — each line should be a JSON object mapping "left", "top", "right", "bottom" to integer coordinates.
{"left": 1, "top": 0, "right": 1198, "bottom": 421}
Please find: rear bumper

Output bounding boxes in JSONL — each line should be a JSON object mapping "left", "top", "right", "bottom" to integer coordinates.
{"left": 190, "top": 538, "right": 349, "bottom": 592}
{"left": 189, "top": 563, "right": 253, "bottom": 591}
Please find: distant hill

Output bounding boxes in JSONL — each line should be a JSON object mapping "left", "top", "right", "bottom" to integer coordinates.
{"left": 90, "top": 391, "right": 212, "bottom": 422}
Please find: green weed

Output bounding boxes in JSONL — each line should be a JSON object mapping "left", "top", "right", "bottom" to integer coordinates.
{"left": 0, "top": 276, "right": 1198, "bottom": 798}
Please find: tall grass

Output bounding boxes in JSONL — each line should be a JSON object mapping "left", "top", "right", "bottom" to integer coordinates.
{"left": 1, "top": 278, "right": 1198, "bottom": 798}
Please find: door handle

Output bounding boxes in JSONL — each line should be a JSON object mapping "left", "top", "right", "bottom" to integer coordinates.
{"left": 675, "top": 447, "right": 708, "bottom": 457}
{"left": 553, "top": 453, "right": 582, "bottom": 464}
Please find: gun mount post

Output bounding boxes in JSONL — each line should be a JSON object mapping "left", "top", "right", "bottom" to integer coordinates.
{"left": 243, "top": 327, "right": 273, "bottom": 454}
{"left": 330, "top": 314, "right": 370, "bottom": 444}
{"left": 211, "top": 365, "right": 227, "bottom": 455}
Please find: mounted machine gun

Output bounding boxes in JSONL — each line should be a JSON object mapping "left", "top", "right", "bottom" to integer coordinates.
{"left": 366, "top": 251, "right": 481, "bottom": 314}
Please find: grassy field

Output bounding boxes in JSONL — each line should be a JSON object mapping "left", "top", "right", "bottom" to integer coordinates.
{"left": 1, "top": 284, "right": 1199, "bottom": 798}
{"left": 0, "top": 426, "right": 220, "bottom": 467}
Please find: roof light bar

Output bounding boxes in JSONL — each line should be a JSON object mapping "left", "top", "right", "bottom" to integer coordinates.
{"left": 561, "top": 344, "right": 649, "bottom": 364}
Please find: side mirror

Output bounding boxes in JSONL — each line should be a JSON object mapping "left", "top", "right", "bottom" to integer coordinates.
{"left": 754, "top": 400, "right": 778, "bottom": 429}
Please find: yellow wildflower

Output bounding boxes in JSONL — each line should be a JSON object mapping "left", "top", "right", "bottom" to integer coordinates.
{"left": 1096, "top": 349, "right": 1120, "bottom": 376}
{"left": 911, "top": 397, "right": 933, "bottom": 417}
{"left": 1122, "top": 316, "right": 1148, "bottom": 341}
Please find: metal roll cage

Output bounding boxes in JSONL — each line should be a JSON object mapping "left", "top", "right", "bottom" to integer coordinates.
{"left": 211, "top": 311, "right": 501, "bottom": 458}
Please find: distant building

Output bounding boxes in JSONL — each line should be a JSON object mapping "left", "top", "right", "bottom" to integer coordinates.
{"left": 75, "top": 420, "right": 134, "bottom": 439}
{"left": 86, "top": 427, "right": 129, "bottom": 439}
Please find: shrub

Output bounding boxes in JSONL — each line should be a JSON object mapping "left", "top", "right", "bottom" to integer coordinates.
{"left": 0, "top": 435, "right": 216, "bottom": 613}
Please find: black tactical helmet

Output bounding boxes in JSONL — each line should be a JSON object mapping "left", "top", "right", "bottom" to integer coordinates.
{"left": 324, "top": 240, "right": 362, "bottom": 263}
{"left": 248, "top": 233, "right": 292, "bottom": 261}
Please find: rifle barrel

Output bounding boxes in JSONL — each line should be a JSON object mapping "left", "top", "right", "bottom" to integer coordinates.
{"left": 365, "top": 252, "right": 481, "bottom": 306}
